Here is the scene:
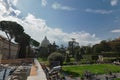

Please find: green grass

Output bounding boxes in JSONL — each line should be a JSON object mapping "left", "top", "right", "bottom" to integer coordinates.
{"left": 62, "top": 64, "right": 120, "bottom": 77}
{"left": 37, "top": 58, "right": 49, "bottom": 65}
{"left": 114, "top": 78, "right": 120, "bottom": 80}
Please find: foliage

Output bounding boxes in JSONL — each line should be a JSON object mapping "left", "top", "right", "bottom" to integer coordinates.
{"left": 93, "top": 40, "right": 111, "bottom": 53}
{"left": 30, "top": 38, "right": 40, "bottom": 47}
{"left": 100, "top": 40, "right": 111, "bottom": 52}
{"left": 0, "top": 21, "right": 24, "bottom": 59}
{"left": 0, "top": 21, "right": 24, "bottom": 38}
{"left": 48, "top": 52, "right": 64, "bottom": 66}
{"left": 15, "top": 33, "right": 31, "bottom": 58}
{"left": 114, "top": 78, "right": 120, "bottom": 80}
{"left": 79, "top": 47, "right": 84, "bottom": 54}
{"left": 68, "top": 39, "right": 79, "bottom": 57}
{"left": 64, "top": 53, "right": 70, "bottom": 63}
{"left": 62, "top": 64, "right": 120, "bottom": 77}
{"left": 93, "top": 52, "right": 120, "bottom": 57}
{"left": 93, "top": 39, "right": 120, "bottom": 53}
{"left": 15, "top": 33, "right": 30, "bottom": 46}
{"left": 58, "top": 44, "right": 66, "bottom": 55}
{"left": 93, "top": 44, "right": 102, "bottom": 53}
{"left": 81, "top": 46, "right": 92, "bottom": 54}
{"left": 38, "top": 47, "right": 49, "bottom": 59}
{"left": 103, "top": 57, "right": 116, "bottom": 63}
{"left": 48, "top": 42, "right": 58, "bottom": 53}
{"left": 75, "top": 52, "right": 82, "bottom": 62}
{"left": 92, "top": 55, "right": 98, "bottom": 61}
{"left": 38, "top": 42, "right": 59, "bottom": 60}
{"left": 80, "top": 59, "right": 94, "bottom": 64}
{"left": 37, "top": 57, "right": 49, "bottom": 65}
{"left": 80, "top": 55, "right": 94, "bottom": 64}
{"left": 110, "top": 41, "right": 120, "bottom": 52}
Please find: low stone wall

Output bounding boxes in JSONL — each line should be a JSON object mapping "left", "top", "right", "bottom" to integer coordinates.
{"left": 0, "top": 58, "right": 34, "bottom": 64}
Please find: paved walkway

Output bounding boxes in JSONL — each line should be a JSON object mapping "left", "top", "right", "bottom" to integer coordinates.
{"left": 27, "top": 58, "right": 47, "bottom": 80}
{"left": 30, "top": 65, "right": 37, "bottom": 76}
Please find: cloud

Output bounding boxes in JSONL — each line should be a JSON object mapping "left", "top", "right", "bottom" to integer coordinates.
{"left": 0, "top": 0, "right": 21, "bottom": 17}
{"left": 18, "top": 14, "right": 100, "bottom": 46}
{"left": 0, "top": 0, "right": 101, "bottom": 46}
{"left": 0, "top": 13, "right": 101, "bottom": 46}
{"left": 52, "top": 2, "right": 75, "bottom": 11}
{"left": 8, "top": 0, "right": 18, "bottom": 6}
{"left": 85, "top": 8, "right": 114, "bottom": 14}
{"left": 110, "top": 0, "right": 118, "bottom": 6}
{"left": 41, "top": 0, "right": 47, "bottom": 7}
{"left": 111, "top": 29, "right": 120, "bottom": 33}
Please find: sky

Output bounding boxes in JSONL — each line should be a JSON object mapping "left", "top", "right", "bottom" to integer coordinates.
{"left": 0, "top": 0, "right": 120, "bottom": 46}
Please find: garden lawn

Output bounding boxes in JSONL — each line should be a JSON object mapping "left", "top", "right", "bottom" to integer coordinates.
{"left": 62, "top": 64, "right": 120, "bottom": 77}
{"left": 37, "top": 58, "right": 49, "bottom": 65}
{"left": 114, "top": 78, "right": 120, "bottom": 80}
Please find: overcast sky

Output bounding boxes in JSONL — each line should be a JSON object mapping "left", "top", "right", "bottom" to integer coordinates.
{"left": 0, "top": 0, "right": 120, "bottom": 46}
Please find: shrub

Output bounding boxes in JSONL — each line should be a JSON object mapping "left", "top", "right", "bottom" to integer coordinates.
{"left": 80, "top": 55, "right": 94, "bottom": 64}
{"left": 80, "top": 59, "right": 94, "bottom": 64}
{"left": 92, "top": 55, "right": 98, "bottom": 61}
{"left": 48, "top": 52, "right": 64, "bottom": 67}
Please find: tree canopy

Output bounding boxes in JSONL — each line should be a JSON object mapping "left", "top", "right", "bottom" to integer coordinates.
{"left": 0, "top": 21, "right": 24, "bottom": 40}
{"left": 30, "top": 38, "right": 40, "bottom": 47}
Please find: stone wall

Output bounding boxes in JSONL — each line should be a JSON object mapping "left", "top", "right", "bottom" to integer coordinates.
{"left": 0, "top": 35, "right": 19, "bottom": 59}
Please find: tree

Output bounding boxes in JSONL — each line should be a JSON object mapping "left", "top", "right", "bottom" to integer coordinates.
{"left": 30, "top": 38, "right": 40, "bottom": 47}
{"left": 0, "top": 21, "right": 24, "bottom": 59}
{"left": 100, "top": 40, "right": 111, "bottom": 52}
{"left": 38, "top": 47, "right": 49, "bottom": 59}
{"left": 65, "top": 51, "right": 70, "bottom": 63}
{"left": 73, "top": 46, "right": 81, "bottom": 61}
{"left": 110, "top": 42, "right": 120, "bottom": 52}
{"left": 15, "top": 33, "right": 31, "bottom": 58}
{"left": 68, "top": 38, "right": 79, "bottom": 57}
{"left": 92, "top": 55, "right": 98, "bottom": 61}
{"left": 48, "top": 52, "right": 64, "bottom": 67}
{"left": 58, "top": 44, "right": 66, "bottom": 55}
{"left": 93, "top": 40, "right": 111, "bottom": 53}
{"left": 48, "top": 42, "right": 58, "bottom": 54}
{"left": 80, "top": 47, "right": 85, "bottom": 54}
{"left": 84, "top": 46, "right": 92, "bottom": 54}
{"left": 75, "top": 51, "right": 82, "bottom": 62}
